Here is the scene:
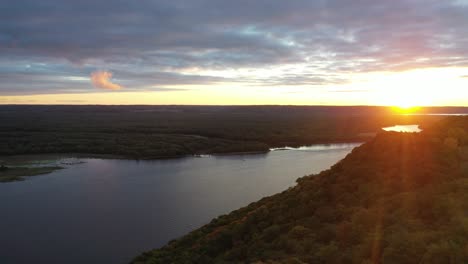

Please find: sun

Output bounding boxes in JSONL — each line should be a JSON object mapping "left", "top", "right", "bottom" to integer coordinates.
{"left": 383, "top": 93, "right": 425, "bottom": 114}
{"left": 388, "top": 94, "right": 423, "bottom": 113}
{"left": 390, "top": 97, "right": 418, "bottom": 109}
{"left": 391, "top": 105, "right": 420, "bottom": 114}
{"left": 373, "top": 87, "right": 423, "bottom": 111}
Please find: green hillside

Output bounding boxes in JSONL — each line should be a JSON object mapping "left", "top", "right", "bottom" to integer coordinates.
{"left": 132, "top": 116, "right": 468, "bottom": 264}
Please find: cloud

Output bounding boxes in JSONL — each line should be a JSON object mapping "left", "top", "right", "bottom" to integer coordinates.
{"left": 90, "top": 71, "right": 123, "bottom": 90}
{"left": 2, "top": 0, "right": 468, "bottom": 95}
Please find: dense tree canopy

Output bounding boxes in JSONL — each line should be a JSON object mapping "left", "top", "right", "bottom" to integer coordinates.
{"left": 132, "top": 116, "right": 468, "bottom": 263}
{"left": 0, "top": 105, "right": 449, "bottom": 158}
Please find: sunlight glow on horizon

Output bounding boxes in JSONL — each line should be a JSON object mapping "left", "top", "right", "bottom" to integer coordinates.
{"left": 1, "top": 67, "right": 468, "bottom": 106}
{"left": 348, "top": 67, "right": 468, "bottom": 107}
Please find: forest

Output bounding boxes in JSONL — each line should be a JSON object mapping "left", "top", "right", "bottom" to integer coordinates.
{"left": 0, "top": 105, "right": 463, "bottom": 159}
{"left": 131, "top": 116, "right": 468, "bottom": 263}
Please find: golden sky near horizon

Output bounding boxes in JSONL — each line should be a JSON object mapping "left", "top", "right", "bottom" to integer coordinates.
{"left": 2, "top": 67, "right": 467, "bottom": 106}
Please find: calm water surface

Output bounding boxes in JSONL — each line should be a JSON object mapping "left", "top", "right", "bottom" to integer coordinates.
{"left": 0, "top": 143, "right": 360, "bottom": 264}
{"left": 382, "top": 124, "right": 422, "bottom": 132}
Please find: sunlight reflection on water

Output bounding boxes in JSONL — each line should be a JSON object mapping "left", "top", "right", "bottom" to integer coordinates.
{"left": 270, "top": 143, "right": 362, "bottom": 151}
{"left": 382, "top": 124, "right": 422, "bottom": 133}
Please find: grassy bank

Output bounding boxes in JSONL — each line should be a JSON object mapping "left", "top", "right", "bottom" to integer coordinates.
{"left": 0, "top": 165, "right": 63, "bottom": 182}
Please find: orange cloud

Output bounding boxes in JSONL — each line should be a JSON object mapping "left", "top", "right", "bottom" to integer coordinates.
{"left": 90, "top": 71, "right": 123, "bottom": 90}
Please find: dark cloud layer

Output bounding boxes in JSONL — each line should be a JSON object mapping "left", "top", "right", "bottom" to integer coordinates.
{"left": 1, "top": 0, "right": 468, "bottom": 94}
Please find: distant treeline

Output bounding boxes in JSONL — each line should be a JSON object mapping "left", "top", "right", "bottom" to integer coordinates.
{"left": 0, "top": 105, "right": 463, "bottom": 158}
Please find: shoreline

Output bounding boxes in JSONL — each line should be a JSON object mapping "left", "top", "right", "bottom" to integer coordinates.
{"left": 0, "top": 166, "right": 63, "bottom": 182}
{"left": 0, "top": 140, "right": 366, "bottom": 163}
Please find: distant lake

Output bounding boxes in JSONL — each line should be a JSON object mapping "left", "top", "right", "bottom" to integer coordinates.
{"left": 382, "top": 124, "right": 422, "bottom": 133}
{"left": 0, "top": 143, "right": 360, "bottom": 264}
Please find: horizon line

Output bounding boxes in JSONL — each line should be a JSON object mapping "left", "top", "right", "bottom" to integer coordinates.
{"left": 1, "top": 104, "right": 468, "bottom": 108}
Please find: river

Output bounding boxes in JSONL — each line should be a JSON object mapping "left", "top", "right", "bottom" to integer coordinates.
{"left": 0, "top": 143, "right": 360, "bottom": 264}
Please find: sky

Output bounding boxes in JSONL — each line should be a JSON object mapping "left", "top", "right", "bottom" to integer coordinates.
{"left": 1, "top": 0, "right": 468, "bottom": 106}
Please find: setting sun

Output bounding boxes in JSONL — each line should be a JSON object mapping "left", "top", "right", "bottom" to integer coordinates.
{"left": 389, "top": 96, "right": 420, "bottom": 109}
{"left": 391, "top": 105, "right": 421, "bottom": 114}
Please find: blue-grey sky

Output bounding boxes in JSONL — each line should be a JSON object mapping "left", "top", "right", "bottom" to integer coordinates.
{"left": 1, "top": 0, "right": 468, "bottom": 105}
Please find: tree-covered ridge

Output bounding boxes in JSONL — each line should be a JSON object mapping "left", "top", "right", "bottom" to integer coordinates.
{"left": 132, "top": 116, "right": 468, "bottom": 264}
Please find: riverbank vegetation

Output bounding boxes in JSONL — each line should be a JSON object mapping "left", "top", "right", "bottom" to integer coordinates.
{"left": 0, "top": 165, "right": 63, "bottom": 182}
{"left": 132, "top": 116, "right": 468, "bottom": 263}
{"left": 1, "top": 105, "right": 463, "bottom": 159}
